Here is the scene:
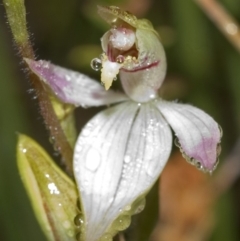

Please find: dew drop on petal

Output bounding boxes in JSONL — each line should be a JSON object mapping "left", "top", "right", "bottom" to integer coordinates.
{"left": 100, "top": 233, "right": 112, "bottom": 241}
{"left": 76, "top": 232, "right": 81, "bottom": 241}
{"left": 47, "top": 182, "right": 60, "bottom": 195}
{"left": 195, "top": 161, "right": 202, "bottom": 170}
{"left": 124, "top": 155, "right": 131, "bottom": 163}
{"left": 146, "top": 164, "right": 155, "bottom": 177}
{"left": 124, "top": 205, "right": 131, "bottom": 211}
{"left": 109, "top": 196, "right": 114, "bottom": 205}
{"left": 217, "top": 143, "right": 222, "bottom": 156}
{"left": 85, "top": 148, "right": 101, "bottom": 172}
{"left": 74, "top": 213, "right": 84, "bottom": 227}
{"left": 91, "top": 58, "right": 102, "bottom": 71}
{"left": 174, "top": 138, "right": 181, "bottom": 148}
{"left": 113, "top": 215, "right": 131, "bottom": 231}
{"left": 76, "top": 198, "right": 81, "bottom": 211}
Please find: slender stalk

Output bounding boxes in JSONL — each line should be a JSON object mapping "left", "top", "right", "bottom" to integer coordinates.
{"left": 194, "top": 0, "right": 240, "bottom": 53}
{"left": 3, "top": 0, "right": 73, "bottom": 175}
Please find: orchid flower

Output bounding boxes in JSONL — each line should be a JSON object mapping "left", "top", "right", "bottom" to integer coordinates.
{"left": 25, "top": 6, "right": 222, "bottom": 241}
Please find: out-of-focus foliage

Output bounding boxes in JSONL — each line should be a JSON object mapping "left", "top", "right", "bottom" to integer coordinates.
{"left": 0, "top": 0, "right": 240, "bottom": 241}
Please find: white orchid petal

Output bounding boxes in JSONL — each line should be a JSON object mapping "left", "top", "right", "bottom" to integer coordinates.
{"left": 156, "top": 100, "right": 222, "bottom": 172}
{"left": 74, "top": 101, "right": 172, "bottom": 241}
{"left": 25, "top": 59, "right": 128, "bottom": 107}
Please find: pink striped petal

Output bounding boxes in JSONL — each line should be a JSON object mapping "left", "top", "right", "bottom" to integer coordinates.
{"left": 25, "top": 59, "right": 128, "bottom": 107}
{"left": 156, "top": 100, "right": 222, "bottom": 173}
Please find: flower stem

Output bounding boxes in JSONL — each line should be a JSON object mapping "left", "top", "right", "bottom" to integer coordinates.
{"left": 194, "top": 0, "right": 240, "bottom": 53}
{"left": 3, "top": 0, "right": 73, "bottom": 175}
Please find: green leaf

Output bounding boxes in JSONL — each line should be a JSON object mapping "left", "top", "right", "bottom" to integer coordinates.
{"left": 17, "top": 134, "right": 79, "bottom": 241}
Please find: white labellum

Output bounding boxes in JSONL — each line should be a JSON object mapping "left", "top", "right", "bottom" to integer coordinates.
{"left": 101, "top": 60, "right": 123, "bottom": 90}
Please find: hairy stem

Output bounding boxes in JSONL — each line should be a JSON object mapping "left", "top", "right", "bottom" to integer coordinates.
{"left": 3, "top": 0, "right": 73, "bottom": 175}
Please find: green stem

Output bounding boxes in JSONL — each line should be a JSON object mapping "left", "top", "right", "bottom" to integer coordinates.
{"left": 3, "top": 0, "right": 73, "bottom": 175}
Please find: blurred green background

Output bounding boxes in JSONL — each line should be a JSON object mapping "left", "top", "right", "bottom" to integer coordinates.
{"left": 0, "top": 0, "right": 240, "bottom": 240}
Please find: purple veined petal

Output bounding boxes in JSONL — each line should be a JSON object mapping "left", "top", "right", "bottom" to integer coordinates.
{"left": 156, "top": 99, "right": 222, "bottom": 173}
{"left": 25, "top": 58, "right": 128, "bottom": 107}
{"left": 73, "top": 101, "right": 172, "bottom": 241}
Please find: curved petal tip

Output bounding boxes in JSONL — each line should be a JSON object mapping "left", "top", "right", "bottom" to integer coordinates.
{"left": 156, "top": 100, "right": 222, "bottom": 173}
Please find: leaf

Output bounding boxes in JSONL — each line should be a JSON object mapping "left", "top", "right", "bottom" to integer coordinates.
{"left": 17, "top": 134, "right": 79, "bottom": 241}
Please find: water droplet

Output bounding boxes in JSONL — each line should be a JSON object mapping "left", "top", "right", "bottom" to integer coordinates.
{"left": 174, "top": 138, "right": 181, "bottom": 147}
{"left": 124, "top": 155, "right": 131, "bottom": 163}
{"left": 133, "top": 198, "right": 146, "bottom": 214}
{"left": 213, "top": 158, "right": 219, "bottom": 170}
{"left": 22, "top": 148, "right": 27, "bottom": 153}
{"left": 217, "top": 143, "right": 221, "bottom": 156}
{"left": 195, "top": 161, "right": 202, "bottom": 170}
{"left": 82, "top": 129, "right": 91, "bottom": 137}
{"left": 109, "top": 197, "right": 114, "bottom": 204}
{"left": 49, "top": 136, "right": 55, "bottom": 144}
{"left": 218, "top": 125, "right": 223, "bottom": 138}
{"left": 189, "top": 157, "right": 195, "bottom": 164}
{"left": 48, "top": 182, "right": 60, "bottom": 195}
{"left": 147, "top": 164, "right": 156, "bottom": 177}
{"left": 90, "top": 58, "right": 102, "bottom": 71}
{"left": 124, "top": 205, "right": 131, "bottom": 211}
{"left": 141, "top": 131, "right": 146, "bottom": 137}
{"left": 85, "top": 148, "right": 101, "bottom": 172}
{"left": 76, "top": 198, "right": 81, "bottom": 211}
{"left": 74, "top": 214, "right": 84, "bottom": 227}
{"left": 100, "top": 233, "right": 112, "bottom": 241}
{"left": 81, "top": 104, "right": 88, "bottom": 109}
{"left": 113, "top": 215, "right": 131, "bottom": 231}
{"left": 76, "top": 232, "right": 81, "bottom": 240}
{"left": 27, "top": 88, "right": 34, "bottom": 93}
{"left": 134, "top": 204, "right": 145, "bottom": 214}
{"left": 65, "top": 74, "right": 71, "bottom": 81}
{"left": 149, "top": 94, "right": 156, "bottom": 99}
